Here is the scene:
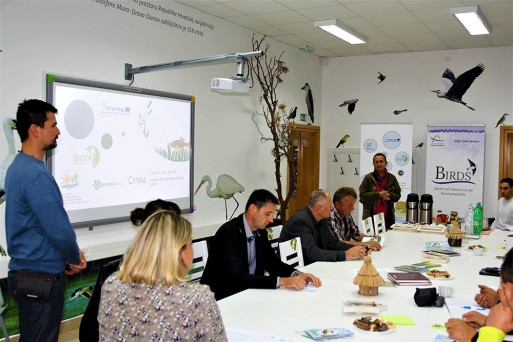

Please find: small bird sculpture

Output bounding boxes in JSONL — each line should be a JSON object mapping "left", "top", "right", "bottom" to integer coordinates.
{"left": 287, "top": 106, "right": 297, "bottom": 121}
{"left": 194, "top": 174, "right": 245, "bottom": 220}
{"left": 301, "top": 83, "right": 314, "bottom": 124}
{"left": 431, "top": 64, "right": 485, "bottom": 111}
{"left": 495, "top": 113, "right": 509, "bottom": 128}
{"left": 0, "top": 117, "right": 17, "bottom": 204}
{"left": 415, "top": 142, "right": 424, "bottom": 149}
{"left": 393, "top": 109, "right": 407, "bottom": 115}
{"left": 377, "top": 72, "right": 386, "bottom": 84}
{"left": 336, "top": 134, "right": 350, "bottom": 148}
{"left": 339, "top": 99, "right": 359, "bottom": 114}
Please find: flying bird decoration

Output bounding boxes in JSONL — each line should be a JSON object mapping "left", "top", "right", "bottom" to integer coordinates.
{"left": 415, "top": 142, "right": 424, "bottom": 149}
{"left": 393, "top": 109, "right": 407, "bottom": 115}
{"left": 287, "top": 106, "right": 297, "bottom": 121}
{"left": 431, "top": 63, "right": 485, "bottom": 111}
{"left": 0, "top": 117, "right": 17, "bottom": 204}
{"left": 377, "top": 72, "right": 386, "bottom": 84}
{"left": 339, "top": 99, "right": 359, "bottom": 114}
{"left": 467, "top": 159, "right": 477, "bottom": 176}
{"left": 336, "top": 134, "right": 350, "bottom": 148}
{"left": 495, "top": 113, "right": 509, "bottom": 128}
{"left": 301, "top": 83, "right": 314, "bottom": 124}
{"left": 194, "top": 174, "right": 245, "bottom": 220}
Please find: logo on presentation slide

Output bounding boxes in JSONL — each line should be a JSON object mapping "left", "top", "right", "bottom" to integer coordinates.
{"left": 93, "top": 179, "right": 119, "bottom": 190}
{"left": 60, "top": 170, "right": 79, "bottom": 189}
{"left": 102, "top": 103, "right": 130, "bottom": 115}
{"left": 382, "top": 131, "right": 401, "bottom": 149}
{"left": 72, "top": 146, "right": 100, "bottom": 168}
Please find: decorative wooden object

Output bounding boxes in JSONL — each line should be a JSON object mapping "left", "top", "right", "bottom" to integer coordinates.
{"left": 446, "top": 221, "right": 464, "bottom": 247}
{"left": 353, "top": 256, "right": 386, "bottom": 296}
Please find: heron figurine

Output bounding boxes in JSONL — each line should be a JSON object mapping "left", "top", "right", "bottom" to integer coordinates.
{"left": 301, "top": 83, "right": 314, "bottom": 124}
{"left": 431, "top": 63, "right": 485, "bottom": 111}
{"left": 0, "top": 117, "right": 17, "bottom": 204}
{"left": 194, "top": 174, "right": 245, "bottom": 220}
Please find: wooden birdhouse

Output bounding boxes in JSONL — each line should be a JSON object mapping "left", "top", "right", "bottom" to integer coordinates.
{"left": 353, "top": 256, "right": 386, "bottom": 296}
{"left": 446, "top": 221, "right": 464, "bottom": 247}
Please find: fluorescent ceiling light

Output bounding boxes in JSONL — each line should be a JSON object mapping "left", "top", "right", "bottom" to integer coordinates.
{"left": 450, "top": 6, "right": 491, "bottom": 35}
{"left": 314, "top": 19, "right": 367, "bottom": 44}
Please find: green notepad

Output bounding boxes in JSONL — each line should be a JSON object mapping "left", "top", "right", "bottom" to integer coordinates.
{"left": 380, "top": 315, "right": 415, "bottom": 326}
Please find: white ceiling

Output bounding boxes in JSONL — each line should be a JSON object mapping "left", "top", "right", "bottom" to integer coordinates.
{"left": 176, "top": 0, "right": 513, "bottom": 57}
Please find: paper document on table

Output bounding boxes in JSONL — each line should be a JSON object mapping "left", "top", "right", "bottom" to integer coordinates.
{"left": 226, "top": 328, "right": 299, "bottom": 341}
{"left": 362, "top": 235, "right": 385, "bottom": 247}
{"left": 303, "top": 283, "right": 321, "bottom": 292}
{"left": 445, "top": 297, "right": 490, "bottom": 318}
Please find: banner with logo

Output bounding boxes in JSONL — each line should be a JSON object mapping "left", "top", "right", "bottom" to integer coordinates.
{"left": 360, "top": 124, "right": 413, "bottom": 222}
{"left": 425, "top": 125, "right": 485, "bottom": 216}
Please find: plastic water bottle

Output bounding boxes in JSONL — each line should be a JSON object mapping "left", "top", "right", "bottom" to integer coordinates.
{"left": 465, "top": 203, "right": 474, "bottom": 234}
{"left": 473, "top": 202, "right": 483, "bottom": 236}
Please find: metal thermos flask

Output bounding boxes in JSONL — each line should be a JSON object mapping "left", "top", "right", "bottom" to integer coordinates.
{"left": 406, "top": 193, "right": 419, "bottom": 223}
{"left": 420, "top": 194, "right": 433, "bottom": 225}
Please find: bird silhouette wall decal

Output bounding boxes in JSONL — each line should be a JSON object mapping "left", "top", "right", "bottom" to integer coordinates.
{"left": 393, "top": 109, "right": 407, "bottom": 115}
{"left": 415, "top": 142, "right": 424, "bottom": 149}
{"left": 301, "top": 83, "right": 314, "bottom": 124}
{"left": 339, "top": 99, "right": 359, "bottom": 114}
{"left": 287, "top": 106, "right": 297, "bottom": 121}
{"left": 336, "top": 134, "right": 350, "bottom": 148}
{"left": 431, "top": 64, "right": 484, "bottom": 111}
{"left": 495, "top": 113, "right": 509, "bottom": 128}
{"left": 377, "top": 72, "right": 386, "bottom": 84}
{"left": 0, "top": 117, "right": 17, "bottom": 204}
{"left": 194, "top": 174, "right": 245, "bottom": 220}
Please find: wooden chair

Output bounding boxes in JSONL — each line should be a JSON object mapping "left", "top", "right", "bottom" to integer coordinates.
{"left": 266, "top": 225, "right": 283, "bottom": 254}
{"left": 188, "top": 240, "right": 209, "bottom": 282}
{"left": 373, "top": 212, "right": 385, "bottom": 235}
{"left": 279, "top": 237, "right": 304, "bottom": 268}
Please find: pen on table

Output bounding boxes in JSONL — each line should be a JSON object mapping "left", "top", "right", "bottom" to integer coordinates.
{"left": 461, "top": 306, "right": 486, "bottom": 310}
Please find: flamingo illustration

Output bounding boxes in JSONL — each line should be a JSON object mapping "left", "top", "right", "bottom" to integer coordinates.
{"left": 0, "top": 117, "right": 17, "bottom": 204}
{"left": 194, "top": 174, "right": 245, "bottom": 220}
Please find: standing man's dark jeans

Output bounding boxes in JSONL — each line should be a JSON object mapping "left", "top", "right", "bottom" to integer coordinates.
{"left": 8, "top": 270, "right": 65, "bottom": 342}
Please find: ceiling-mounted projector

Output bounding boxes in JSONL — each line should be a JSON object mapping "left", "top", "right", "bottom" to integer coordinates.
{"left": 211, "top": 78, "right": 249, "bottom": 93}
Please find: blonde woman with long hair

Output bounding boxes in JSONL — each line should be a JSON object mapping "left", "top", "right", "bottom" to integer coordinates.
{"left": 98, "top": 210, "right": 226, "bottom": 341}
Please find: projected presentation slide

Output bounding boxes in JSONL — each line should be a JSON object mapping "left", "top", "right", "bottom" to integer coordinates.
{"left": 48, "top": 79, "right": 193, "bottom": 226}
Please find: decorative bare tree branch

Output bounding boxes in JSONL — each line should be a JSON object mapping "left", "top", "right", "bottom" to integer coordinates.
{"left": 249, "top": 35, "right": 297, "bottom": 222}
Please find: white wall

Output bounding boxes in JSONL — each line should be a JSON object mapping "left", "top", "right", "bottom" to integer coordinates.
{"left": 320, "top": 47, "right": 513, "bottom": 219}
{"left": 0, "top": 0, "right": 322, "bottom": 267}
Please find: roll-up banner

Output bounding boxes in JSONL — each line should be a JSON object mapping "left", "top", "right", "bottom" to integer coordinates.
{"left": 425, "top": 125, "right": 485, "bottom": 216}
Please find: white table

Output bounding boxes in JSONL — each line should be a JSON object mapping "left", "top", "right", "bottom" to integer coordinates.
{"left": 218, "top": 229, "right": 511, "bottom": 341}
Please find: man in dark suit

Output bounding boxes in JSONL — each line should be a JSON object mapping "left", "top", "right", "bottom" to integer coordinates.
{"left": 201, "top": 189, "right": 321, "bottom": 300}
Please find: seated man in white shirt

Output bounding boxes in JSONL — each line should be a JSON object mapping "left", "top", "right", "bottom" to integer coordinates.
{"left": 492, "top": 178, "right": 513, "bottom": 231}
